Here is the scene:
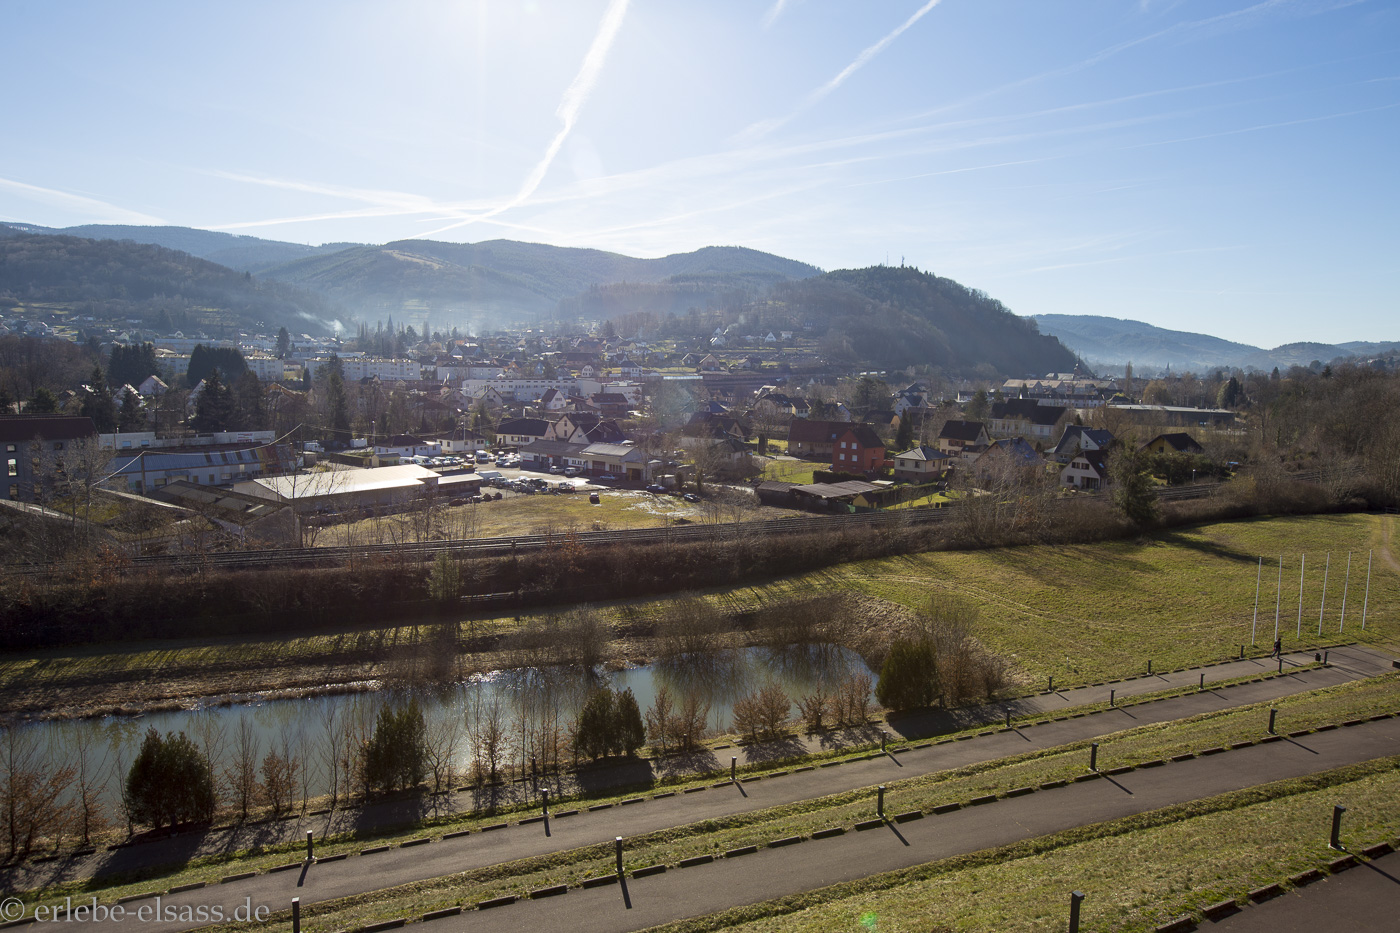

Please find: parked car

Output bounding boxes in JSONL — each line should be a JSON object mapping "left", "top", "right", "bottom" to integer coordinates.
{"left": 683, "top": 493, "right": 700, "bottom": 502}
{"left": 563, "top": 467, "right": 580, "bottom": 477}
{"left": 598, "top": 473, "right": 618, "bottom": 481}
{"left": 549, "top": 465, "right": 564, "bottom": 474}
{"left": 645, "top": 484, "right": 667, "bottom": 494}
{"left": 589, "top": 492, "right": 601, "bottom": 504}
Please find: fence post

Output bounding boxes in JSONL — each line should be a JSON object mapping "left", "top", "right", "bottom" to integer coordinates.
{"left": 877, "top": 785, "right": 885, "bottom": 819}
{"left": 306, "top": 830, "right": 313, "bottom": 862}
{"left": 1268, "top": 708, "right": 1277, "bottom": 735}
{"left": 731, "top": 757, "right": 737, "bottom": 783}
{"left": 1330, "top": 805, "right": 1346, "bottom": 850}
{"left": 1090, "top": 743, "right": 1099, "bottom": 772}
{"left": 616, "top": 836, "right": 624, "bottom": 874}
{"left": 1068, "top": 891, "right": 1085, "bottom": 933}
{"left": 292, "top": 897, "right": 300, "bottom": 933}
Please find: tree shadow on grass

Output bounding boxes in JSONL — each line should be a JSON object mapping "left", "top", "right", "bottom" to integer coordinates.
{"left": 885, "top": 696, "right": 1040, "bottom": 741}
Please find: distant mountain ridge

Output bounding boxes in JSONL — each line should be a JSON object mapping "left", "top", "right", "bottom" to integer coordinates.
{"left": 1033, "top": 314, "right": 1400, "bottom": 372}
{"left": 0, "top": 232, "right": 345, "bottom": 333}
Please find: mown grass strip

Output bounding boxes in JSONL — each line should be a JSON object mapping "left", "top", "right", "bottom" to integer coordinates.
{"left": 21, "top": 672, "right": 1396, "bottom": 914}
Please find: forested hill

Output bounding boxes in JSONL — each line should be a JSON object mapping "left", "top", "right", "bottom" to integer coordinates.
{"left": 259, "top": 239, "right": 823, "bottom": 319}
{"left": 0, "top": 222, "right": 354, "bottom": 274}
{"left": 0, "top": 233, "right": 346, "bottom": 334}
{"left": 772, "top": 266, "right": 1079, "bottom": 375}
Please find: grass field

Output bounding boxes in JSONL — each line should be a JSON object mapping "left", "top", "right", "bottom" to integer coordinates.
{"left": 3, "top": 514, "right": 1396, "bottom": 709}
{"left": 721, "top": 511, "right": 1400, "bottom": 685}
{"left": 759, "top": 457, "right": 820, "bottom": 485}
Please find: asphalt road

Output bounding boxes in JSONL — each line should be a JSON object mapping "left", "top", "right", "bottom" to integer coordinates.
{"left": 1205, "top": 849, "right": 1400, "bottom": 932}
{"left": 53, "top": 646, "right": 1399, "bottom": 933}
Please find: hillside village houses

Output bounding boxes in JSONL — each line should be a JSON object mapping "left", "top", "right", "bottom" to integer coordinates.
{"left": 11, "top": 293, "right": 1242, "bottom": 535}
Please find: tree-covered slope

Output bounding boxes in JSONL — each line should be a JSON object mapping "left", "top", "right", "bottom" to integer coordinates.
{"left": 0, "top": 233, "right": 345, "bottom": 334}
{"left": 771, "top": 266, "right": 1079, "bottom": 375}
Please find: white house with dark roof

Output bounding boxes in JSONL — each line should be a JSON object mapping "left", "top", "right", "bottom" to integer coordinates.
{"left": 891, "top": 445, "right": 950, "bottom": 483}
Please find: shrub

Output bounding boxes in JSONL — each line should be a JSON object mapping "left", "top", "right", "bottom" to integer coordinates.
{"left": 731, "top": 683, "right": 791, "bottom": 742}
{"left": 363, "top": 700, "right": 427, "bottom": 793}
{"left": 125, "top": 727, "right": 215, "bottom": 831}
{"left": 875, "top": 638, "right": 940, "bottom": 711}
{"left": 574, "top": 687, "right": 647, "bottom": 759}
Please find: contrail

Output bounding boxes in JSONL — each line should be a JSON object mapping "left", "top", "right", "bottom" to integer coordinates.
{"left": 0, "top": 175, "right": 166, "bottom": 225}
{"left": 414, "top": 0, "right": 630, "bottom": 240}
{"left": 740, "top": 0, "right": 942, "bottom": 141}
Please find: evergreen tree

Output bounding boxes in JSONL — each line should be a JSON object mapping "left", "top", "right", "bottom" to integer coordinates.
{"left": 0, "top": 384, "right": 14, "bottom": 414}
{"left": 894, "top": 414, "right": 913, "bottom": 452}
{"left": 26, "top": 387, "right": 59, "bottom": 414}
{"left": 125, "top": 727, "right": 215, "bottom": 831}
{"left": 234, "top": 372, "right": 267, "bottom": 430}
{"left": 363, "top": 700, "right": 427, "bottom": 793}
{"left": 1109, "top": 443, "right": 1161, "bottom": 527}
{"left": 322, "top": 354, "right": 350, "bottom": 435}
{"left": 275, "top": 327, "right": 291, "bottom": 359}
{"left": 193, "top": 369, "right": 238, "bottom": 432}
{"left": 80, "top": 365, "right": 117, "bottom": 433}
{"left": 118, "top": 390, "right": 145, "bottom": 432}
{"left": 574, "top": 689, "right": 618, "bottom": 760}
{"left": 615, "top": 688, "right": 646, "bottom": 755}
{"left": 875, "top": 637, "right": 940, "bottom": 711}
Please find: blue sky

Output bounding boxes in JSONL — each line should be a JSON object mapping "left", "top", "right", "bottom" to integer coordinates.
{"left": 2, "top": 0, "right": 1396, "bottom": 347}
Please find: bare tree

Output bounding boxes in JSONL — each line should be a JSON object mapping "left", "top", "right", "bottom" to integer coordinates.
{"left": 64, "top": 724, "right": 113, "bottom": 846}
{"left": 423, "top": 715, "right": 463, "bottom": 794}
{"left": 224, "top": 719, "right": 261, "bottom": 821}
{"left": 1, "top": 725, "right": 75, "bottom": 859}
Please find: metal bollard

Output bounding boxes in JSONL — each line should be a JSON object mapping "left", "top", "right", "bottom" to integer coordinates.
{"left": 292, "top": 897, "right": 300, "bottom": 933}
{"left": 1109, "top": 689, "right": 1115, "bottom": 707}
{"left": 731, "top": 757, "right": 737, "bottom": 783}
{"left": 1330, "top": 805, "right": 1346, "bottom": 850}
{"left": 1089, "top": 743, "right": 1099, "bottom": 772}
{"left": 616, "top": 836, "right": 624, "bottom": 874}
{"left": 1324, "top": 650, "right": 1330, "bottom": 666}
{"left": 881, "top": 731, "right": 887, "bottom": 752}
{"left": 1147, "top": 660, "right": 1153, "bottom": 675}
{"left": 877, "top": 785, "right": 885, "bottom": 819}
{"left": 306, "top": 830, "right": 314, "bottom": 862}
{"left": 1240, "top": 645, "right": 1246, "bottom": 660}
{"left": 1199, "top": 672, "right": 1205, "bottom": 691}
{"left": 1268, "top": 708, "right": 1277, "bottom": 734}
{"left": 1048, "top": 675, "right": 1054, "bottom": 693}
{"left": 542, "top": 788, "right": 549, "bottom": 816}
{"left": 1068, "top": 891, "right": 1085, "bottom": 933}
{"left": 1006, "top": 709, "right": 1012, "bottom": 728}
{"left": 1278, "top": 656, "right": 1284, "bottom": 674}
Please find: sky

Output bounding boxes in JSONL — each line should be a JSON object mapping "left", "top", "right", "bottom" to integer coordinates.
{"left": 2, "top": 0, "right": 1397, "bottom": 347}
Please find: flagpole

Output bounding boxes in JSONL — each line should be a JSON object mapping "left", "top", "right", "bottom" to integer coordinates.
{"left": 1361, "top": 550, "right": 1372, "bottom": 630}
{"left": 1339, "top": 552, "right": 1351, "bottom": 633}
{"left": 1296, "top": 552, "right": 1305, "bottom": 637}
{"left": 1318, "top": 552, "right": 1330, "bottom": 637}
{"left": 1252, "top": 556, "right": 1261, "bottom": 645}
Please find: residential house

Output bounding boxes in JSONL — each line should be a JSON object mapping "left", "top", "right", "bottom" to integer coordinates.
{"left": 988, "top": 398, "right": 1068, "bottom": 444}
{"left": 832, "top": 424, "right": 885, "bottom": 473}
{"left": 536, "top": 387, "right": 570, "bottom": 412}
{"left": 1051, "top": 426, "right": 1116, "bottom": 463}
{"left": 1060, "top": 450, "right": 1110, "bottom": 490}
{"left": 937, "top": 420, "right": 991, "bottom": 457}
{"left": 974, "top": 437, "right": 1045, "bottom": 480}
{"left": 374, "top": 434, "right": 435, "bottom": 460}
{"left": 578, "top": 442, "right": 655, "bottom": 482}
{"left": 787, "top": 419, "right": 856, "bottom": 459}
{"left": 437, "top": 426, "right": 489, "bottom": 455}
{"left": 890, "top": 445, "right": 949, "bottom": 483}
{"left": 495, "top": 417, "right": 551, "bottom": 448}
{"left": 1141, "top": 433, "right": 1205, "bottom": 456}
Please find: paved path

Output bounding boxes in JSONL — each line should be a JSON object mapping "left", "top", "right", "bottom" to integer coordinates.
{"left": 70, "top": 714, "right": 1400, "bottom": 933}
{"left": 1205, "top": 849, "right": 1400, "bottom": 932}
{"left": 13, "top": 643, "right": 1385, "bottom": 896}
{"left": 53, "top": 647, "right": 1399, "bottom": 933}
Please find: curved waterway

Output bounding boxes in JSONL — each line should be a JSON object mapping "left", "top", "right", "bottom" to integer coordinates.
{"left": 17, "top": 644, "right": 874, "bottom": 805}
